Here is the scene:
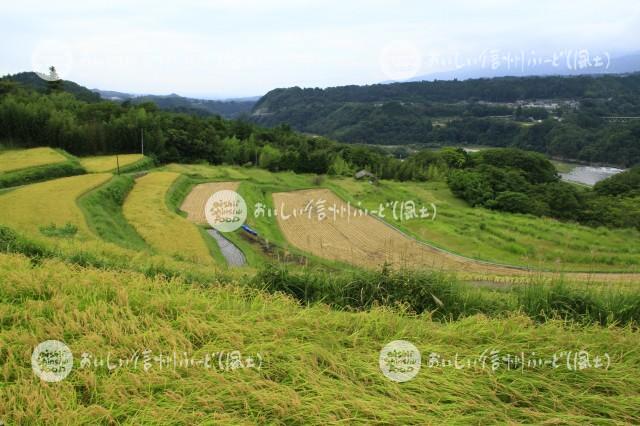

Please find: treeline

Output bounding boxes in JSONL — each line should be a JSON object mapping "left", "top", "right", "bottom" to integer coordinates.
{"left": 0, "top": 80, "right": 406, "bottom": 177}
{"left": 447, "top": 149, "right": 640, "bottom": 229}
{"left": 251, "top": 73, "right": 640, "bottom": 167}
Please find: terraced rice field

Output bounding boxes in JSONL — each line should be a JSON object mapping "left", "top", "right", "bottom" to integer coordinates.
{"left": 0, "top": 147, "right": 67, "bottom": 173}
{"left": 328, "top": 179, "right": 640, "bottom": 272}
{"left": 273, "top": 188, "right": 640, "bottom": 283}
{"left": 180, "top": 181, "right": 240, "bottom": 224}
{"left": 0, "top": 173, "right": 111, "bottom": 238}
{"left": 123, "top": 172, "right": 215, "bottom": 264}
{"left": 79, "top": 154, "right": 145, "bottom": 173}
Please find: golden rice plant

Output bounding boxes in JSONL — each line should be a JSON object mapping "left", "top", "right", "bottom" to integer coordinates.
{"left": 123, "top": 171, "right": 215, "bottom": 265}
{"left": 0, "top": 147, "right": 67, "bottom": 173}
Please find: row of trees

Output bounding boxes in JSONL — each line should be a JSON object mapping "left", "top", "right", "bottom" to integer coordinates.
{"left": 0, "top": 81, "right": 416, "bottom": 178}
{"left": 447, "top": 149, "right": 640, "bottom": 229}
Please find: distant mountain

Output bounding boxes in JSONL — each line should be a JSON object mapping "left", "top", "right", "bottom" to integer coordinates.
{"left": 250, "top": 72, "right": 640, "bottom": 146}
{"left": 405, "top": 52, "right": 640, "bottom": 83}
{"left": 92, "top": 89, "right": 257, "bottom": 118}
{"left": 1, "top": 72, "right": 101, "bottom": 103}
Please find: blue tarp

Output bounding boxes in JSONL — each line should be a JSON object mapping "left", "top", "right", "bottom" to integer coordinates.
{"left": 241, "top": 224, "right": 258, "bottom": 236}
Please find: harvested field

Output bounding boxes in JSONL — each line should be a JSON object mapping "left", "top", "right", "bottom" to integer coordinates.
{"left": 273, "top": 188, "right": 640, "bottom": 283}
{"left": 180, "top": 181, "right": 239, "bottom": 224}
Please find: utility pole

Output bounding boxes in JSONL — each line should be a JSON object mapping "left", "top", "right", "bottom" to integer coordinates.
{"left": 141, "top": 128, "right": 144, "bottom": 156}
{"left": 116, "top": 154, "right": 120, "bottom": 175}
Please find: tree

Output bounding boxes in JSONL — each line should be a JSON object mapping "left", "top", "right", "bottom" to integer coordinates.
{"left": 258, "top": 145, "right": 283, "bottom": 171}
{"left": 46, "top": 66, "right": 63, "bottom": 93}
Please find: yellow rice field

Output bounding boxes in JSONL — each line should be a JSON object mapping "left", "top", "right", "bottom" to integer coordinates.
{"left": 180, "top": 181, "right": 240, "bottom": 224}
{"left": 79, "top": 154, "right": 145, "bottom": 173}
{"left": 273, "top": 188, "right": 640, "bottom": 283}
{"left": 0, "top": 173, "right": 111, "bottom": 238}
{"left": 0, "top": 147, "right": 67, "bottom": 173}
{"left": 123, "top": 171, "right": 215, "bottom": 264}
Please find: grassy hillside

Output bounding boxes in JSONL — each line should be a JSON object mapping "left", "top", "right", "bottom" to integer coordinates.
{"left": 0, "top": 157, "right": 639, "bottom": 423}
{"left": 326, "top": 178, "right": 640, "bottom": 272}
{"left": 1, "top": 251, "right": 639, "bottom": 424}
{"left": 161, "top": 163, "right": 640, "bottom": 273}
{"left": 0, "top": 148, "right": 85, "bottom": 188}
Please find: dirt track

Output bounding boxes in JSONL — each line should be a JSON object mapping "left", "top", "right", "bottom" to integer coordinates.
{"left": 273, "top": 188, "right": 640, "bottom": 283}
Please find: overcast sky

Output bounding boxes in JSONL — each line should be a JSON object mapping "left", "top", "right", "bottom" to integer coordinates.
{"left": 1, "top": 0, "right": 639, "bottom": 98}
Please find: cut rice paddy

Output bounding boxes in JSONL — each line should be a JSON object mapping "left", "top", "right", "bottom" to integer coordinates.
{"left": 180, "top": 181, "right": 240, "bottom": 224}
{"left": 273, "top": 188, "right": 640, "bottom": 283}
{"left": 122, "top": 171, "right": 216, "bottom": 265}
{"left": 79, "top": 154, "right": 146, "bottom": 173}
{"left": 0, "top": 147, "right": 67, "bottom": 173}
{"left": 327, "top": 178, "right": 640, "bottom": 273}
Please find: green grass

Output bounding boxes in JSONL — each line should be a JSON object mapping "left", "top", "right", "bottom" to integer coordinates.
{"left": 1, "top": 251, "right": 640, "bottom": 424}
{"left": 326, "top": 178, "right": 640, "bottom": 273}
{"left": 253, "top": 264, "right": 640, "bottom": 326}
{"left": 77, "top": 175, "right": 150, "bottom": 251}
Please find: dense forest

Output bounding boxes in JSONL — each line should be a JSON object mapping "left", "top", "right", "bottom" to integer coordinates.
{"left": 251, "top": 73, "right": 640, "bottom": 167}
{"left": 447, "top": 149, "right": 640, "bottom": 229}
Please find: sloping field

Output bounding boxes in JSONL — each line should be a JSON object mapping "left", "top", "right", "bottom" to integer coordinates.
{"left": 0, "top": 173, "right": 112, "bottom": 239}
{"left": 123, "top": 172, "right": 214, "bottom": 264}
{"left": 0, "top": 147, "right": 67, "bottom": 173}
{"left": 328, "top": 179, "right": 640, "bottom": 272}
{"left": 2, "top": 252, "right": 639, "bottom": 424}
{"left": 180, "top": 181, "right": 240, "bottom": 224}
{"left": 79, "top": 154, "right": 145, "bottom": 173}
{"left": 273, "top": 188, "right": 640, "bottom": 283}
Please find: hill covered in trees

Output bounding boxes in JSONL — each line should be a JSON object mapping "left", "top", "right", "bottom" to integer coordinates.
{"left": 250, "top": 73, "right": 640, "bottom": 167}
{"left": 94, "top": 90, "right": 256, "bottom": 118}
{"left": 0, "top": 72, "right": 101, "bottom": 103}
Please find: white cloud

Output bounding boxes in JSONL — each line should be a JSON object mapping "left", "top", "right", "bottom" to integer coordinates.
{"left": 1, "top": 0, "right": 638, "bottom": 96}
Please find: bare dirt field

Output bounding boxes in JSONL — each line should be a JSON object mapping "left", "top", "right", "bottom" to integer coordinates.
{"left": 180, "top": 181, "right": 240, "bottom": 224}
{"left": 272, "top": 188, "right": 640, "bottom": 283}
